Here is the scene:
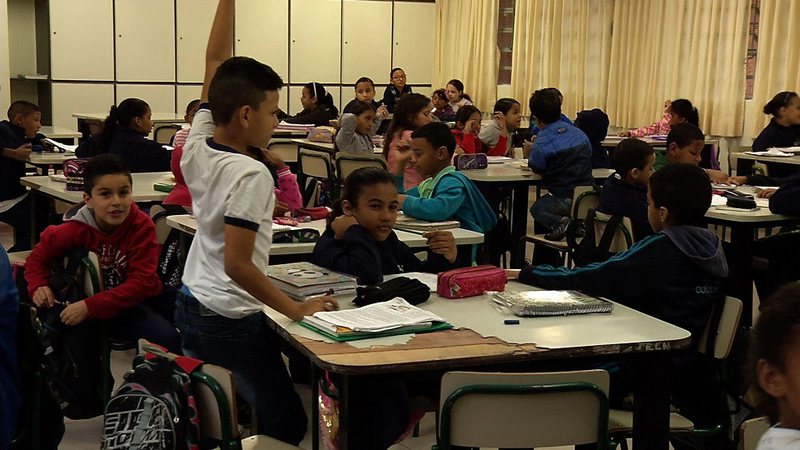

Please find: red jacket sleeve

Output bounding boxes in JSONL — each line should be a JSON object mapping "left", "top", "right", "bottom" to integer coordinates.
{"left": 485, "top": 134, "right": 509, "bottom": 156}
{"left": 274, "top": 166, "right": 302, "bottom": 212}
{"left": 24, "top": 223, "right": 85, "bottom": 297}
{"left": 460, "top": 133, "right": 483, "bottom": 154}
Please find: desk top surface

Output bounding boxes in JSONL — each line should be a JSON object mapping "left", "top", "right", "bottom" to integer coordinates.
{"left": 601, "top": 136, "right": 719, "bottom": 148}
{"left": 28, "top": 152, "right": 75, "bottom": 165}
{"left": 166, "top": 214, "right": 484, "bottom": 256}
{"left": 262, "top": 282, "right": 691, "bottom": 374}
{"left": 21, "top": 172, "right": 172, "bottom": 204}
{"left": 39, "top": 126, "right": 81, "bottom": 138}
{"left": 732, "top": 152, "right": 800, "bottom": 166}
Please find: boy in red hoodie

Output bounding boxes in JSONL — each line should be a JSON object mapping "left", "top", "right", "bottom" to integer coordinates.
{"left": 24, "top": 154, "right": 179, "bottom": 352}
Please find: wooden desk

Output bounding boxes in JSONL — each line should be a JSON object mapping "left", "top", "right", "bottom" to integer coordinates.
{"left": 40, "top": 126, "right": 81, "bottom": 145}
{"left": 166, "top": 214, "right": 484, "bottom": 257}
{"left": 265, "top": 282, "right": 690, "bottom": 449}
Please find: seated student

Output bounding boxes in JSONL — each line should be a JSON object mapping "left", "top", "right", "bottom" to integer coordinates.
{"left": 335, "top": 101, "right": 379, "bottom": 154}
{"left": 282, "top": 82, "right": 339, "bottom": 126}
{"left": 76, "top": 98, "right": 171, "bottom": 173}
{"left": 0, "top": 100, "right": 47, "bottom": 251}
{"left": 654, "top": 122, "right": 728, "bottom": 183}
{"left": 769, "top": 172, "right": 800, "bottom": 216}
{"left": 431, "top": 88, "right": 455, "bottom": 122}
{"left": 598, "top": 138, "right": 656, "bottom": 241}
{"left": 752, "top": 91, "right": 800, "bottom": 153}
{"left": 479, "top": 98, "right": 522, "bottom": 157}
{"left": 619, "top": 99, "right": 672, "bottom": 137}
{"left": 451, "top": 105, "right": 483, "bottom": 154}
{"left": 749, "top": 283, "right": 800, "bottom": 450}
{"left": 529, "top": 87, "right": 573, "bottom": 136}
{"left": 527, "top": 89, "right": 594, "bottom": 241}
{"left": 383, "top": 93, "right": 433, "bottom": 191}
{"left": 0, "top": 248, "right": 19, "bottom": 450}
{"left": 176, "top": 1, "right": 337, "bottom": 444}
{"left": 171, "top": 98, "right": 201, "bottom": 148}
{"left": 666, "top": 98, "right": 700, "bottom": 127}
{"left": 342, "top": 76, "right": 389, "bottom": 119}
{"left": 382, "top": 67, "right": 413, "bottom": 113}
{"left": 574, "top": 108, "right": 611, "bottom": 168}
{"left": 396, "top": 122, "right": 497, "bottom": 234}
{"left": 312, "top": 167, "right": 457, "bottom": 285}
{"left": 444, "top": 79, "right": 473, "bottom": 114}
{"left": 24, "top": 154, "right": 180, "bottom": 352}
{"left": 511, "top": 163, "right": 728, "bottom": 430}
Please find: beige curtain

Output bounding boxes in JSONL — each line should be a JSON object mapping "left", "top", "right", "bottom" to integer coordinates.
{"left": 433, "top": 0, "right": 499, "bottom": 112}
{"left": 510, "top": 0, "right": 614, "bottom": 118}
{"left": 749, "top": 0, "right": 800, "bottom": 137}
{"left": 606, "top": 0, "right": 750, "bottom": 137}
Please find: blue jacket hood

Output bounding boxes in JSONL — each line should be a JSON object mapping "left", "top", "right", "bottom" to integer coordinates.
{"left": 662, "top": 226, "right": 728, "bottom": 278}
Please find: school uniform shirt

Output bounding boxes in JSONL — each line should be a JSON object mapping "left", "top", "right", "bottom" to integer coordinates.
{"left": 769, "top": 172, "right": 800, "bottom": 216}
{"left": 108, "top": 126, "right": 171, "bottom": 173}
{"left": 335, "top": 113, "right": 377, "bottom": 154}
{"left": 449, "top": 98, "right": 473, "bottom": 114}
{"left": 311, "top": 225, "right": 454, "bottom": 286}
{"left": 528, "top": 121, "right": 594, "bottom": 199}
{"left": 478, "top": 122, "right": 511, "bottom": 156}
{"left": 757, "top": 425, "right": 800, "bottom": 449}
{"left": 452, "top": 129, "right": 484, "bottom": 154}
{"left": 0, "top": 120, "right": 41, "bottom": 202}
{"left": 24, "top": 203, "right": 162, "bottom": 319}
{"left": 180, "top": 105, "right": 277, "bottom": 319}
{"left": 283, "top": 105, "right": 338, "bottom": 127}
{"left": 382, "top": 85, "right": 413, "bottom": 113}
{"left": 752, "top": 119, "right": 800, "bottom": 153}
{"left": 0, "top": 249, "right": 20, "bottom": 449}
{"left": 598, "top": 174, "right": 654, "bottom": 241}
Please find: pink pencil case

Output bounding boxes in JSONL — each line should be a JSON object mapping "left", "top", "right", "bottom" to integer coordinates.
{"left": 436, "top": 265, "right": 506, "bottom": 299}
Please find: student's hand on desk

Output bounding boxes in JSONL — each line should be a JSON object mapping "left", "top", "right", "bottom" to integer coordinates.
{"left": 757, "top": 188, "right": 777, "bottom": 199}
{"left": 261, "top": 149, "right": 286, "bottom": 169}
{"left": 332, "top": 215, "right": 359, "bottom": 239}
{"left": 618, "top": 130, "right": 631, "bottom": 137}
{"left": 727, "top": 176, "right": 747, "bottom": 185}
{"left": 299, "top": 295, "right": 339, "bottom": 319}
{"left": 33, "top": 286, "right": 56, "bottom": 308}
{"left": 423, "top": 231, "right": 457, "bottom": 263}
{"left": 504, "top": 269, "right": 521, "bottom": 280}
{"left": 706, "top": 169, "right": 729, "bottom": 184}
{"left": 60, "top": 300, "right": 89, "bottom": 326}
{"left": 523, "top": 140, "right": 533, "bottom": 159}
{"left": 4, "top": 143, "right": 32, "bottom": 161}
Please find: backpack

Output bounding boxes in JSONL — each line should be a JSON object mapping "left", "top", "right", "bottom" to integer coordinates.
{"left": 151, "top": 204, "right": 190, "bottom": 289}
{"left": 36, "top": 247, "right": 107, "bottom": 420}
{"left": 566, "top": 209, "right": 624, "bottom": 267}
{"left": 102, "top": 355, "right": 202, "bottom": 450}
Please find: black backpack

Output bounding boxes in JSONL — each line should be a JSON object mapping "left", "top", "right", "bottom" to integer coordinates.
{"left": 151, "top": 204, "right": 190, "bottom": 289}
{"left": 102, "top": 356, "right": 201, "bottom": 450}
{"left": 36, "top": 247, "right": 107, "bottom": 419}
{"left": 566, "top": 209, "right": 625, "bottom": 267}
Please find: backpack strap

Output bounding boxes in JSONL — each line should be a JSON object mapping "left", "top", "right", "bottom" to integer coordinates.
{"left": 596, "top": 213, "right": 624, "bottom": 255}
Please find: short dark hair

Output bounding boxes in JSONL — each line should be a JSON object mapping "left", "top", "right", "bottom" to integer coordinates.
{"left": 83, "top": 154, "right": 133, "bottom": 195}
{"left": 354, "top": 77, "right": 374, "bottom": 89}
{"left": 529, "top": 89, "right": 561, "bottom": 125}
{"left": 669, "top": 99, "right": 699, "bottom": 126}
{"left": 329, "top": 167, "right": 397, "bottom": 226}
{"left": 209, "top": 56, "right": 284, "bottom": 125}
{"left": 649, "top": 163, "right": 711, "bottom": 226}
{"left": 184, "top": 99, "right": 201, "bottom": 114}
{"left": 667, "top": 123, "right": 705, "bottom": 149}
{"left": 763, "top": 91, "right": 799, "bottom": 116}
{"left": 411, "top": 122, "right": 456, "bottom": 156}
{"left": 493, "top": 98, "right": 520, "bottom": 115}
{"left": 7, "top": 100, "right": 40, "bottom": 120}
{"left": 749, "top": 282, "right": 800, "bottom": 424}
{"left": 542, "top": 87, "right": 563, "bottom": 103}
{"left": 348, "top": 100, "right": 376, "bottom": 116}
{"left": 454, "top": 105, "right": 481, "bottom": 127}
{"left": 432, "top": 89, "right": 447, "bottom": 101}
{"left": 611, "top": 139, "right": 655, "bottom": 177}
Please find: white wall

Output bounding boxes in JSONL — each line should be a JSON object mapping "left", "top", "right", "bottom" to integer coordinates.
{"left": 0, "top": 1, "right": 13, "bottom": 114}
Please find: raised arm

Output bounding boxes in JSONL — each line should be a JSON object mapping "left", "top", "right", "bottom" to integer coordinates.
{"left": 201, "top": 0, "right": 235, "bottom": 103}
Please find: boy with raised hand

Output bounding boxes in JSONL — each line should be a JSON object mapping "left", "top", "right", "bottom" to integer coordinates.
{"left": 175, "top": 0, "right": 337, "bottom": 445}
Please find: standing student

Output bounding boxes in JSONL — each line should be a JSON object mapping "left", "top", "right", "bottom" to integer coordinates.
{"left": 283, "top": 82, "right": 339, "bottom": 126}
{"left": 752, "top": 91, "right": 800, "bottom": 153}
{"left": 0, "top": 100, "right": 46, "bottom": 251}
{"left": 750, "top": 283, "right": 800, "bottom": 449}
{"left": 342, "top": 76, "right": 389, "bottom": 119}
{"left": 431, "top": 88, "right": 455, "bottom": 122}
{"left": 479, "top": 98, "right": 522, "bottom": 157}
{"left": 444, "top": 79, "right": 473, "bottom": 114}
{"left": 382, "top": 67, "right": 413, "bottom": 113}
{"left": 529, "top": 87, "right": 573, "bottom": 136}
{"left": 76, "top": 98, "right": 171, "bottom": 173}
{"left": 171, "top": 99, "right": 201, "bottom": 148}
{"left": 451, "top": 105, "right": 483, "bottom": 154}
{"left": 383, "top": 93, "right": 433, "bottom": 191}
{"left": 619, "top": 100, "right": 673, "bottom": 137}
{"left": 335, "top": 101, "right": 379, "bottom": 154}
{"left": 175, "top": 1, "right": 337, "bottom": 444}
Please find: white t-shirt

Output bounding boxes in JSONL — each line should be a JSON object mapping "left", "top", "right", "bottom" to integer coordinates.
{"left": 180, "top": 106, "right": 275, "bottom": 319}
{"left": 757, "top": 425, "right": 800, "bottom": 449}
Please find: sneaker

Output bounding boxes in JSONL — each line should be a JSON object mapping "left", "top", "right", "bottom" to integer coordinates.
{"left": 544, "top": 217, "right": 570, "bottom": 241}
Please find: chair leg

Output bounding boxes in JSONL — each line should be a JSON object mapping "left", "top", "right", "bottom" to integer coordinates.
{"left": 412, "top": 422, "right": 420, "bottom": 437}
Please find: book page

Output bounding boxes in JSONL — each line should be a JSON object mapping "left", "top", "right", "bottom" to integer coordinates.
{"left": 311, "top": 298, "right": 445, "bottom": 332}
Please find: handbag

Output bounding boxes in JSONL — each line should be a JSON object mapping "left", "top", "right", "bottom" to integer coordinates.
{"left": 308, "top": 126, "right": 337, "bottom": 143}
{"left": 354, "top": 276, "right": 430, "bottom": 306}
{"left": 454, "top": 153, "right": 488, "bottom": 170}
{"left": 436, "top": 265, "right": 506, "bottom": 299}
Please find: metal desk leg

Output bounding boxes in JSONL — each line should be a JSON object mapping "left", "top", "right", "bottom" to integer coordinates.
{"left": 509, "top": 184, "right": 530, "bottom": 268}
{"left": 28, "top": 191, "right": 38, "bottom": 248}
{"left": 633, "top": 356, "right": 671, "bottom": 449}
{"left": 311, "top": 365, "right": 320, "bottom": 450}
{"left": 339, "top": 375, "right": 351, "bottom": 450}
{"left": 727, "top": 223, "right": 756, "bottom": 326}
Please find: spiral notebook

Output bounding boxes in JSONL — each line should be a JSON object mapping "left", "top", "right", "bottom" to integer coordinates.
{"left": 493, "top": 290, "right": 613, "bottom": 317}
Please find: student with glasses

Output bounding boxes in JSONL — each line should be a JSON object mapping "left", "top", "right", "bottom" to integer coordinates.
{"left": 382, "top": 67, "right": 413, "bottom": 113}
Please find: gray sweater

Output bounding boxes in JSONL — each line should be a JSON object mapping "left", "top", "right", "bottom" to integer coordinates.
{"left": 335, "top": 113, "right": 378, "bottom": 154}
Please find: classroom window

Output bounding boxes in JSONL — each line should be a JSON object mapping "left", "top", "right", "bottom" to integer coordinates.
{"left": 498, "top": 0, "right": 515, "bottom": 84}
{"left": 745, "top": 0, "right": 760, "bottom": 100}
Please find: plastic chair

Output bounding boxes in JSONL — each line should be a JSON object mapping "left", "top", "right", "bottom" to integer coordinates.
{"left": 591, "top": 211, "right": 634, "bottom": 253}
{"left": 335, "top": 152, "right": 387, "bottom": 182}
{"left": 138, "top": 340, "right": 301, "bottom": 450}
{"left": 298, "top": 148, "right": 336, "bottom": 205}
{"left": 739, "top": 416, "right": 770, "bottom": 450}
{"left": 150, "top": 204, "right": 191, "bottom": 244}
{"left": 154, "top": 124, "right": 182, "bottom": 144}
{"left": 268, "top": 141, "right": 299, "bottom": 164}
{"left": 608, "top": 296, "right": 744, "bottom": 447}
{"left": 434, "top": 369, "right": 610, "bottom": 450}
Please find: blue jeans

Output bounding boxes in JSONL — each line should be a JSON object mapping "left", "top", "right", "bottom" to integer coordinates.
{"left": 174, "top": 291, "right": 307, "bottom": 445}
{"left": 530, "top": 195, "right": 572, "bottom": 231}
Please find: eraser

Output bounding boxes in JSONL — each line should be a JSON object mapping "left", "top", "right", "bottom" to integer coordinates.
{"left": 504, "top": 319, "right": 520, "bottom": 325}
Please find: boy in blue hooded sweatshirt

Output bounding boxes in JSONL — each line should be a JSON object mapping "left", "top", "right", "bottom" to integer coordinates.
{"left": 510, "top": 163, "right": 728, "bottom": 433}
{"left": 396, "top": 122, "right": 496, "bottom": 234}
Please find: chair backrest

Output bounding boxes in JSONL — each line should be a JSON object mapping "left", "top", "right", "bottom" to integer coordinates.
{"left": 335, "top": 152, "right": 388, "bottom": 182}
{"left": 592, "top": 211, "right": 634, "bottom": 252}
{"left": 753, "top": 161, "right": 769, "bottom": 177}
{"left": 438, "top": 370, "right": 609, "bottom": 449}
{"left": 150, "top": 204, "right": 190, "bottom": 244}
{"left": 740, "top": 416, "right": 770, "bottom": 450}
{"left": 82, "top": 251, "right": 104, "bottom": 294}
{"left": 572, "top": 186, "right": 600, "bottom": 220}
{"left": 154, "top": 125, "right": 182, "bottom": 144}
{"left": 268, "top": 141, "right": 299, "bottom": 163}
{"left": 299, "top": 148, "right": 333, "bottom": 180}
{"left": 696, "top": 296, "right": 743, "bottom": 360}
